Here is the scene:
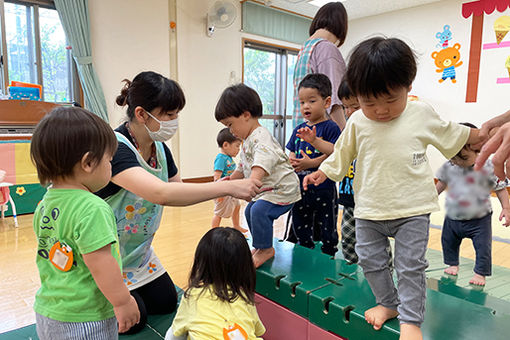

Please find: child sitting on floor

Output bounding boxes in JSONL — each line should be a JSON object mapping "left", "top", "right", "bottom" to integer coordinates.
{"left": 30, "top": 107, "right": 139, "bottom": 339}
{"left": 215, "top": 84, "right": 301, "bottom": 268}
{"left": 436, "top": 122, "right": 510, "bottom": 286}
{"left": 303, "top": 37, "right": 482, "bottom": 340}
{"left": 212, "top": 128, "right": 247, "bottom": 233}
{"left": 165, "top": 227, "right": 265, "bottom": 340}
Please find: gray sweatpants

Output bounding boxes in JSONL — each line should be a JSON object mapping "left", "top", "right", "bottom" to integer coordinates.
{"left": 355, "top": 214, "right": 429, "bottom": 326}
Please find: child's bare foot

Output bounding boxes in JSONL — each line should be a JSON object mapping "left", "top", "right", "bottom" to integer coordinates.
{"left": 234, "top": 225, "right": 249, "bottom": 234}
{"left": 365, "top": 305, "right": 399, "bottom": 330}
{"left": 444, "top": 265, "right": 458, "bottom": 276}
{"left": 400, "top": 323, "right": 423, "bottom": 340}
{"left": 253, "top": 247, "right": 275, "bottom": 268}
{"left": 469, "top": 273, "right": 486, "bottom": 286}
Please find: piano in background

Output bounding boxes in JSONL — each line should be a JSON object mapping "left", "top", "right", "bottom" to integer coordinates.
{"left": 0, "top": 100, "right": 72, "bottom": 219}
{"left": 0, "top": 100, "right": 62, "bottom": 140}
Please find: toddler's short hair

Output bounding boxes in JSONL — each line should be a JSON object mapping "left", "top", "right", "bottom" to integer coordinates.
{"left": 454, "top": 122, "right": 478, "bottom": 158}
{"left": 217, "top": 127, "right": 240, "bottom": 147}
{"left": 298, "top": 73, "right": 332, "bottom": 99}
{"left": 337, "top": 78, "right": 353, "bottom": 100}
{"left": 30, "top": 107, "right": 117, "bottom": 185}
{"left": 215, "top": 84, "right": 263, "bottom": 121}
{"left": 347, "top": 37, "right": 417, "bottom": 98}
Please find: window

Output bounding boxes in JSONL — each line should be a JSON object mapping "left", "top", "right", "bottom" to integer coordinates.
{"left": 0, "top": 0, "right": 77, "bottom": 102}
{"left": 243, "top": 40, "right": 298, "bottom": 147}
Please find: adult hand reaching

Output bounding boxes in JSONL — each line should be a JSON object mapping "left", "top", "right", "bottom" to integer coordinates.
{"left": 475, "top": 121, "right": 510, "bottom": 180}
{"left": 475, "top": 110, "right": 510, "bottom": 148}
{"left": 230, "top": 178, "right": 262, "bottom": 202}
{"left": 472, "top": 110, "right": 510, "bottom": 151}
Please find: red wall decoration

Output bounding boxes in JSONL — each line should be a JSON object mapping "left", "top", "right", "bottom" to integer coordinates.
{"left": 462, "top": 0, "right": 510, "bottom": 102}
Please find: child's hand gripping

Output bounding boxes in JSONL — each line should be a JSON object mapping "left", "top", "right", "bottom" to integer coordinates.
{"left": 500, "top": 207, "right": 510, "bottom": 227}
{"left": 289, "top": 151, "right": 314, "bottom": 172}
{"left": 302, "top": 170, "right": 327, "bottom": 190}
{"left": 296, "top": 125, "right": 317, "bottom": 144}
{"left": 115, "top": 295, "right": 140, "bottom": 333}
{"left": 289, "top": 126, "right": 318, "bottom": 172}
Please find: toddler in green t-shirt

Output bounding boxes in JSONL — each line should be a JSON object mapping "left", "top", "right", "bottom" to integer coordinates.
{"left": 30, "top": 107, "right": 139, "bottom": 339}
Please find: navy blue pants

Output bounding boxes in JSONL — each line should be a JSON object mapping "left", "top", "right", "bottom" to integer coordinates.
{"left": 441, "top": 213, "right": 492, "bottom": 276}
{"left": 291, "top": 184, "right": 338, "bottom": 256}
{"left": 245, "top": 199, "right": 293, "bottom": 249}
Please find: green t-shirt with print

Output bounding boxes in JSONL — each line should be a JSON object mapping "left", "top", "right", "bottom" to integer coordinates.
{"left": 33, "top": 188, "right": 121, "bottom": 322}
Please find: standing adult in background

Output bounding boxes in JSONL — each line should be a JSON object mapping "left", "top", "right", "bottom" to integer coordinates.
{"left": 96, "top": 71, "right": 261, "bottom": 334}
{"left": 292, "top": 1, "right": 348, "bottom": 131}
{"left": 287, "top": 1, "right": 348, "bottom": 244}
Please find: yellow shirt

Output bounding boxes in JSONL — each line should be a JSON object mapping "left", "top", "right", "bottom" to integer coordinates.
{"left": 320, "top": 101, "right": 470, "bottom": 220}
{"left": 166, "top": 287, "right": 265, "bottom": 340}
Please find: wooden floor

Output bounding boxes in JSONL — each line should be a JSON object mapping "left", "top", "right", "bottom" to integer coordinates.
{"left": 2, "top": 200, "right": 510, "bottom": 333}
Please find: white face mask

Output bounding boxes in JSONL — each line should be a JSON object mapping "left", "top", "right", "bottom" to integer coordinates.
{"left": 144, "top": 110, "right": 179, "bottom": 142}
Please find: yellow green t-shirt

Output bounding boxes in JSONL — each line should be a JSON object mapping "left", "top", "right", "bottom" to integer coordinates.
{"left": 320, "top": 100, "right": 471, "bottom": 220}
{"left": 168, "top": 287, "right": 265, "bottom": 340}
{"left": 33, "top": 188, "right": 120, "bottom": 322}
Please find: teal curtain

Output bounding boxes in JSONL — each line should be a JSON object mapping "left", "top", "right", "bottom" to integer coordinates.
{"left": 54, "top": 0, "right": 109, "bottom": 121}
{"left": 242, "top": 2, "right": 311, "bottom": 45}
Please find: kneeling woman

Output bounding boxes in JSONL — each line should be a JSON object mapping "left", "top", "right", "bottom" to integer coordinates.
{"left": 96, "top": 71, "right": 260, "bottom": 334}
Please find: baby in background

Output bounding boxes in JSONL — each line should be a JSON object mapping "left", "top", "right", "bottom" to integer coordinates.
{"left": 436, "top": 122, "right": 510, "bottom": 286}
{"left": 212, "top": 128, "right": 247, "bottom": 234}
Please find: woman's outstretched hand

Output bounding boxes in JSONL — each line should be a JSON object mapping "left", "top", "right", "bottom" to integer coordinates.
{"left": 230, "top": 178, "right": 262, "bottom": 201}
{"left": 475, "top": 122, "right": 510, "bottom": 180}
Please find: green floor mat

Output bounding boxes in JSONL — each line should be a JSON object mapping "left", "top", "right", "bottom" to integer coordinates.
{"left": 425, "top": 247, "right": 510, "bottom": 302}
{"left": 0, "top": 286, "right": 183, "bottom": 340}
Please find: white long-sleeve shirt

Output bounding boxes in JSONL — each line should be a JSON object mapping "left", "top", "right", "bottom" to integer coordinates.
{"left": 320, "top": 101, "right": 470, "bottom": 220}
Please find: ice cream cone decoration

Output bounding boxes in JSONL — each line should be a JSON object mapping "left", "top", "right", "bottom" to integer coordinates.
{"left": 494, "top": 16, "right": 510, "bottom": 44}
{"left": 506, "top": 56, "right": 510, "bottom": 79}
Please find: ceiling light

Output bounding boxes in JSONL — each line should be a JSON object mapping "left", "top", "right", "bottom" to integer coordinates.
{"left": 308, "top": 0, "right": 347, "bottom": 8}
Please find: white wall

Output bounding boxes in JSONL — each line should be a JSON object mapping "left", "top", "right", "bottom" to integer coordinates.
{"left": 342, "top": 0, "right": 510, "bottom": 171}
{"left": 88, "top": 0, "right": 171, "bottom": 127}
{"left": 89, "top": 0, "right": 506, "bottom": 177}
{"left": 175, "top": 0, "right": 300, "bottom": 178}
{"left": 88, "top": 0, "right": 300, "bottom": 179}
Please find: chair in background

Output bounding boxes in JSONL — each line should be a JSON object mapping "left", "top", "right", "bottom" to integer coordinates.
{"left": 0, "top": 183, "right": 18, "bottom": 227}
